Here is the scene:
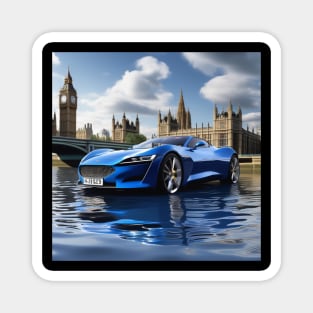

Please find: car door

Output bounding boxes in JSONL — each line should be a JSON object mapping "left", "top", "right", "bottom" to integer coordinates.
{"left": 186, "top": 138, "right": 216, "bottom": 175}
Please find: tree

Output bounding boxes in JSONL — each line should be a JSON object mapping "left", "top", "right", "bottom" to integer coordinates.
{"left": 125, "top": 133, "right": 147, "bottom": 145}
{"left": 90, "top": 134, "right": 100, "bottom": 140}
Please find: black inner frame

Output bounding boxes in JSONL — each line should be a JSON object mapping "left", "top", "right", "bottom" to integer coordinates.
{"left": 42, "top": 41, "right": 271, "bottom": 271}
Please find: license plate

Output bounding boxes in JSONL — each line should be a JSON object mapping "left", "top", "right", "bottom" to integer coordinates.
{"left": 84, "top": 177, "right": 103, "bottom": 186}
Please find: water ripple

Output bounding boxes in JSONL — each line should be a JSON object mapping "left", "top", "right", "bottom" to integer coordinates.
{"left": 52, "top": 166, "right": 261, "bottom": 261}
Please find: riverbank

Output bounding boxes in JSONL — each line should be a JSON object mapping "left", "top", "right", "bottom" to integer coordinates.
{"left": 52, "top": 153, "right": 70, "bottom": 167}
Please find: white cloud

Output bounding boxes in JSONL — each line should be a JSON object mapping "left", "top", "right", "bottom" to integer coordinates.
{"left": 105, "top": 56, "right": 171, "bottom": 101}
{"left": 200, "top": 73, "right": 260, "bottom": 108}
{"left": 182, "top": 52, "right": 261, "bottom": 111}
{"left": 76, "top": 56, "right": 173, "bottom": 135}
{"left": 136, "top": 56, "right": 170, "bottom": 80}
{"left": 183, "top": 53, "right": 222, "bottom": 76}
{"left": 52, "top": 53, "right": 60, "bottom": 65}
{"left": 242, "top": 112, "right": 261, "bottom": 130}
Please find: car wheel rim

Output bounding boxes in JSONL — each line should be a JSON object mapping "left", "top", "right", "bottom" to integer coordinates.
{"left": 230, "top": 157, "right": 240, "bottom": 183}
{"left": 162, "top": 156, "right": 182, "bottom": 193}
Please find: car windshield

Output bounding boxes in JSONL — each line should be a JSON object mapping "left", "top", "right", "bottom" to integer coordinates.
{"left": 133, "top": 136, "right": 189, "bottom": 149}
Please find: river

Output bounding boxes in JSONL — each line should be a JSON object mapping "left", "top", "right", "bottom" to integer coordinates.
{"left": 52, "top": 165, "right": 261, "bottom": 261}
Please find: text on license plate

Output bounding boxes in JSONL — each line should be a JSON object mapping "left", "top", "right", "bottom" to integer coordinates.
{"left": 84, "top": 177, "right": 103, "bottom": 186}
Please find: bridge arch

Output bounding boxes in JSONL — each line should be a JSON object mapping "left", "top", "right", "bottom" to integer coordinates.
{"left": 52, "top": 136, "right": 131, "bottom": 167}
{"left": 52, "top": 142, "right": 87, "bottom": 167}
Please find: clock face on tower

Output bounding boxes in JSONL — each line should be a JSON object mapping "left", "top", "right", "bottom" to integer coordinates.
{"left": 61, "top": 95, "right": 67, "bottom": 103}
{"left": 71, "top": 95, "right": 76, "bottom": 104}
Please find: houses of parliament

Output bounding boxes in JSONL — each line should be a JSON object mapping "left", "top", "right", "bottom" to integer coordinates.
{"left": 53, "top": 70, "right": 261, "bottom": 154}
{"left": 158, "top": 90, "right": 261, "bottom": 154}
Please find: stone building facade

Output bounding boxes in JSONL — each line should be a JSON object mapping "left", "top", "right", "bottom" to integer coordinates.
{"left": 112, "top": 113, "right": 140, "bottom": 143}
{"left": 76, "top": 123, "right": 93, "bottom": 139}
{"left": 158, "top": 91, "right": 261, "bottom": 154}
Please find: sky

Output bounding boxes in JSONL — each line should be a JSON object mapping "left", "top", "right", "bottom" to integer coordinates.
{"left": 52, "top": 51, "right": 261, "bottom": 139}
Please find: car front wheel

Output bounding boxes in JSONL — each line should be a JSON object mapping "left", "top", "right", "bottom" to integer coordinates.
{"left": 159, "top": 153, "right": 182, "bottom": 194}
{"left": 228, "top": 155, "right": 240, "bottom": 183}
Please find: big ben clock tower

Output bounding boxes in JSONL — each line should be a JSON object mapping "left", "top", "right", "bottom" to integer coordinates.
{"left": 59, "top": 68, "right": 77, "bottom": 137}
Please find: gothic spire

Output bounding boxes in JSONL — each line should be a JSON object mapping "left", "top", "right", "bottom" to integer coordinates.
{"left": 177, "top": 89, "right": 185, "bottom": 112}
{"left": 177, "top": 89, "right": 186, "bottom": 129}
{"left": 227, "top": 98, "right": 233, "bottom": 113}
{"left": 186, "top": 108, "right": 191, "bottom": 129}
{"left": 66, "top": 66, "right": 72, "bottom": 84}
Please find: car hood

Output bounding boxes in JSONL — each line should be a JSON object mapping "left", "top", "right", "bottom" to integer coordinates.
{"left": 80, "top": 149, "right": 150, "bottom": 166}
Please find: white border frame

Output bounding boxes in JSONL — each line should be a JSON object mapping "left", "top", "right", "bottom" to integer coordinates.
{"left": 32, "top": 32, "right": 281, "bottom": 281}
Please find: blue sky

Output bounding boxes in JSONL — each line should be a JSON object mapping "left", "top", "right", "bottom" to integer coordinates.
{"left": 52, "top": 51, "right": 261, "bottom": 138}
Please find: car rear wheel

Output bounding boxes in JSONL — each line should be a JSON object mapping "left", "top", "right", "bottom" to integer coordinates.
{"left": 228, "top": 155, "right": 240, "bottom": 183}
{"left": 159, "top": 153, "right": 182, "bottom": 194}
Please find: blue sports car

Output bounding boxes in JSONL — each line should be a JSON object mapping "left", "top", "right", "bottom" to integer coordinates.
{"left": 77, "top": 136, "right": 240, "bottom": 194}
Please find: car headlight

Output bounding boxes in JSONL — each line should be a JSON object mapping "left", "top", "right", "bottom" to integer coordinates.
{"left": 119, "top": 154, "right": 156, "bottom": 165}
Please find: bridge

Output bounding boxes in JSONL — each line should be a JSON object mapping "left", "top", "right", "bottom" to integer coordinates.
{"left": 52, "top": 136, "right": 131, "bottom": 167}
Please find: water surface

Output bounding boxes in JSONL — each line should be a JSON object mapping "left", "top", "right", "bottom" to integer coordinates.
{"left": 52, "top": 166, "right": 261, "bottom": 261}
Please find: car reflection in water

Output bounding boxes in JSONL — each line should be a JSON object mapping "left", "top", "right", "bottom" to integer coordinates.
{"left": 77, "top": 181, "right": 253, "bottom": 247}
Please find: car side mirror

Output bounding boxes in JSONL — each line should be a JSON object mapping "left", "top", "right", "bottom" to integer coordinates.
{"left": 194, "top": 141, "right": 206, "bottom": 149}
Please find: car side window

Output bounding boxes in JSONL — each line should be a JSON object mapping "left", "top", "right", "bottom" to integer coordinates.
{"left": 187, "top": 138, "right": 198, "bottom": 148}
